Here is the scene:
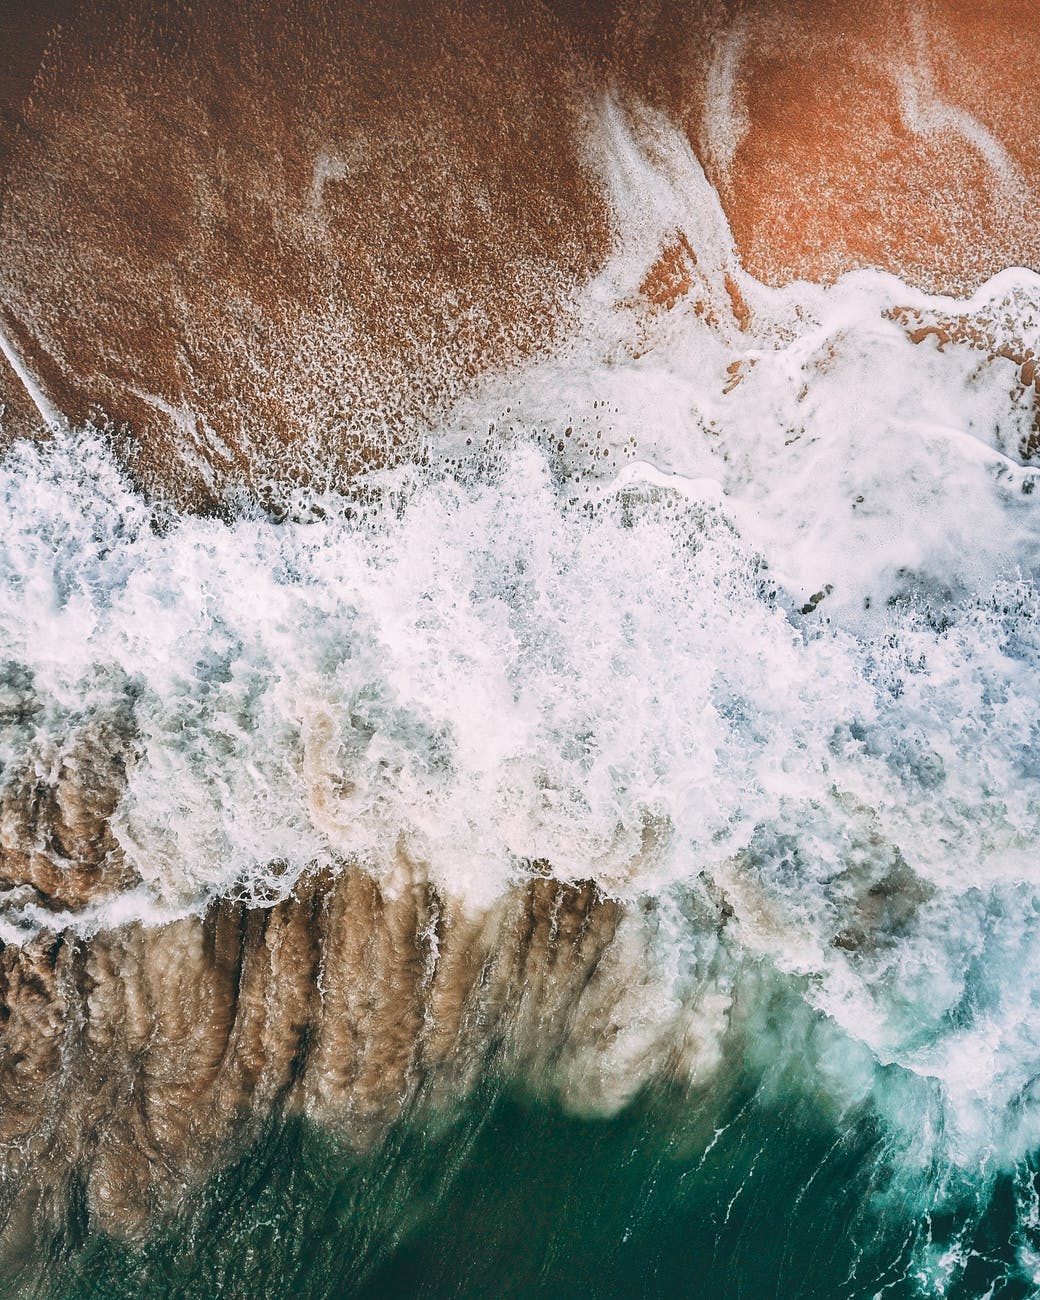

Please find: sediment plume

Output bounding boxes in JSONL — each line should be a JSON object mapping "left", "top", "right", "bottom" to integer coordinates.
{"left": 0, "top": 858, "right": 664, "bottom": 1252}
{"left": 0, "top": 645, "right": 681, "bottom": 1252}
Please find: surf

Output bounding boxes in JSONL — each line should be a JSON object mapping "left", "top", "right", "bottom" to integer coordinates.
{"left": 2, "top": 85, "right": 1040, "bottom": 1296}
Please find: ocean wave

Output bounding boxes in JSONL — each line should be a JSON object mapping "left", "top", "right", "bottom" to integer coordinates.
{"left": 1, "top": 98, "right": 1040, "bottom": 1293}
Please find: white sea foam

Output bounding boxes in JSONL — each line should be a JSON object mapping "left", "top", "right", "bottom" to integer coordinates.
{"left": 897, "top": 7, "right": 1030, "bottom": 207}
{"left": 702, "top": 16, "right": 750, "bottom": 181}
{"left": 2, "top": 97, "right": 1040, "bottom": 1273}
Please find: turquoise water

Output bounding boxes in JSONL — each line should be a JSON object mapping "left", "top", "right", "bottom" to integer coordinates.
{"left": 32, "top": 991, "right": 1040, "bottom": 1300}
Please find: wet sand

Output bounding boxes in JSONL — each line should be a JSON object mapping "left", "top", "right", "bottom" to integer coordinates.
{"left": 2, "top": 2, "right": 1040, "bottom": 502}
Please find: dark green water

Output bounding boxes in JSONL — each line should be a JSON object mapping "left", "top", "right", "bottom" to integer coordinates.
{"left": 27, "top": 1043, "right": 1040, "bottom": 1299}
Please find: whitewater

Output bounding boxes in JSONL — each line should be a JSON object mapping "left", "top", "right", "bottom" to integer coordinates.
{"left": 4, "top": 100, "right": 1040, "bottom": 1294}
